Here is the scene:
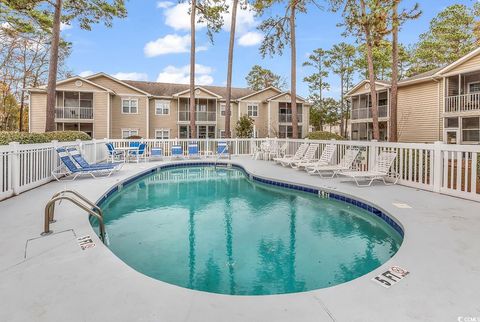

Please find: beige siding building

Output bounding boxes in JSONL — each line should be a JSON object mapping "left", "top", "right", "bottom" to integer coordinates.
{"left": 347, "top": 47, "right": 480, "bottom": 144}
{"left": 28, "top": 73, "right": 311, "bottom": 139}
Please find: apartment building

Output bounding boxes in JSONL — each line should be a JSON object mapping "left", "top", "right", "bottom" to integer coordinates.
{"left": 347, "top": 47, "right": 480, "bottom": 144}
{"left": 27, "top": 73, "right": 311, "bottom": 139}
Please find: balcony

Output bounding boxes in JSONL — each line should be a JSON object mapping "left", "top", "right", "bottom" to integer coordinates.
{"left": 55, "top": 107, "right": 93, "bottom": 120}
{"left": 279, "top": 114, "right": 303, "bottom": 123}
{"left": 445, "top": 93, "right": 480, "bottom": 113}
{"left": 178, "top": 111, "right": 216, "bottom": 122}
{"left": 351, "top": 105, "right": 388, "bottom": 120}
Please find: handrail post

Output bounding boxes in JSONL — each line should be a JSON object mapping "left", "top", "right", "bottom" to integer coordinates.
{"left": 9, "top": 142, "right": 20, "bottom": 195}
{"left": 433, "top": 141, "right": 443, "bottom": 193}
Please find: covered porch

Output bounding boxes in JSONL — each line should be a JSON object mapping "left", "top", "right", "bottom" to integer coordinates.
{"left": 445, "top": 72, "right": 480, "bottom": 112}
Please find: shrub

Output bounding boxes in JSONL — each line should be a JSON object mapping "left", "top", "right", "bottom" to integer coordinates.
{"left": 126, "top": 135, "right": 143, "bottom": 140}
{"left": 0, "top": 131, "right": 91, "bottom": 145}
{"left": 305, "top": 131, "right": 345, "bottom": 140}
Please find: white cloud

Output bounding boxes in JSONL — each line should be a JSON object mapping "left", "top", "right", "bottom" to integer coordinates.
{"left": 156, "top": 64, "right": 214, "bottom": 85}
{"left": 112, "top": 72, "right": 149, "bottom": 81}
{"left": 164, "top": 2, "right": 207, "bottom": 31}
{"left": 144, "top": 34, "right": 190, "bottom": 57}
{"left": 238, "top": 31, "right": 262, "bottom": 46}
{"left": 60, "top": 22, "right": 72, "bottom": 31}
{"left": 79, "top": 70, "right": 95, "bottom": 77}
{"left": 156, "top": 1, "right": 174, "bottom": 8}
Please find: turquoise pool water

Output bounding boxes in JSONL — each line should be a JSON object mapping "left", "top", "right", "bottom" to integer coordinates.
{"left": 95, "top": 166, "right": 402, "bottom": 295}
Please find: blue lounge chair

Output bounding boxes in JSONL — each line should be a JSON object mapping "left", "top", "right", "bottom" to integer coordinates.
{"left": 128, "top": 143, "right": 147, "bottom": 163}
{"left": 150, "top": 147, "right": 163, "bottom": 161}
{"left": 129, "top": 141, "right": 140, "bottom": 148}
{"left": 67, "top": 147, "right": 122, "bottom": 170}
{"left": 52, "top": 148, "right": 117, "bottom": 181}
{"left": 106, "top": 143, "right": 123, "bottom": 162}
{"left": 171, "top": 145, "right": 184, "bottom": 159}
{"left": 188, "top": 143, "right": 200, "bottom": 159}
{"left": 217, "top": 141, "right": 230, "bottom": 159}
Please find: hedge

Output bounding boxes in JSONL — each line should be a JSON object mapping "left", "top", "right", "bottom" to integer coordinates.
{"left": 305, "top": 131, "right": 345, "bottom": 140}
{"left": 0, "top": 131, "right": 92, "bottom": 145}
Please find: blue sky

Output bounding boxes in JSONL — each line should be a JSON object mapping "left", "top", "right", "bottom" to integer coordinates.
{"left": 62, "top": 0, "right": 474, "bottom": 98}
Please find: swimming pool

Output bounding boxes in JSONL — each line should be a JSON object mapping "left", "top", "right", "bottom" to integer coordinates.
{"left": 94, "top": 165, "right": 403, "bottom": 295}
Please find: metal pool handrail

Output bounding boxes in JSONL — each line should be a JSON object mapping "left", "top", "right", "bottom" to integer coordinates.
{"left": 42, "top": 190, "right": 106, "bottom": 243}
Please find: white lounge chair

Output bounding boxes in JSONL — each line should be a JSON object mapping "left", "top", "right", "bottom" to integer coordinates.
{"left": 273, "top": 143, "right": 309, "bottom": 166}
{"left": 294, "top": 144, "right": 336, "bottom": 170}
{"left": 290, "top": 144, "right": 320, "bottom": 169}
{"left": 339, "top": 151, "right": 399, "bottom": 187}
{"left": 306, "top": 147, "right": 360, "bottom": 177}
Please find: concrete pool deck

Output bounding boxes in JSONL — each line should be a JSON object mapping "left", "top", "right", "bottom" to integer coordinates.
{"left": 0, "top": 156, "right": 479, "bottom": 322}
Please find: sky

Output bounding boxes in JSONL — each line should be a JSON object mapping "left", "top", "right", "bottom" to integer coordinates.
{"left": 62, "top": 0, "right": 475, "bottom": 99}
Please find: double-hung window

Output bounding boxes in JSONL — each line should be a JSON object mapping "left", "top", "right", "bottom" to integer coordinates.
{"left": 121, "top": 129, "right": 139, "bottom": 138}
{"left": 220, "top": 103, "right": 226, "bottom": 116}
{"left": 122, "top": 98, "right": 138, "bottom": 114}
{"left": 155, "top": 129, "right": 170, "bottom": 140}
{"left": 247, "top": 103, "right": 258, "bottom": 117}
{"left": 155, "top": 100, "right": 170, "bottom": 115}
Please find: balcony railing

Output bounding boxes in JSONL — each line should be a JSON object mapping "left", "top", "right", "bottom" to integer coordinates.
{"left": 178, "top": 111, "right": 216, "bottom": 122}
{"left": 279, "top": 114, "right": 303, "bottom": 123}
{"left": 351, "top": 105, "right": 388, "bottom": 120}
{"left": 55, "top": 107, "right": 93, "bottom": 120}
{"left": 445, "top": 93, "right": 480, "bottom": 113}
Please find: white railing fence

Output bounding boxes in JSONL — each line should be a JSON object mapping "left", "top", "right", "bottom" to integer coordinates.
{"left": 0, "top": 138, "right": 479, "bottom": 202}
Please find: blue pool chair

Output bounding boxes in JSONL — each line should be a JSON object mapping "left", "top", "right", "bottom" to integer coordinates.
{"left": 67, "top": 147, "right": 123, "bottom": 170}
{"left": 217, "top": 141, "right": 230, "bottom": 159}
{"left": 171, "top": 145, "right": 184, "bottom": 159}
{"left": 52, "top": 148, "right": 117, "bottom": 181}
{"left": 188, "top": 143, "right": 200, "bottom": 159}
{"left": 150, "top": 147, "right": 163, "bottom": 161}
{"left": 129, "top": 143, "right": 147, "bottom": 163}
{"left": 106, "top": 143, "right": 123, "bottom": 162}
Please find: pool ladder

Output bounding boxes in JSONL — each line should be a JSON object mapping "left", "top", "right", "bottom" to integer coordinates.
{"left": 41, "top": 190, "right": 106, "bottom": 244}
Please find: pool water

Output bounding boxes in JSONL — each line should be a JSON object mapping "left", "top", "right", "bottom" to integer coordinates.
{"left": 95, "top": 166, "right": 402, "bottom": 295}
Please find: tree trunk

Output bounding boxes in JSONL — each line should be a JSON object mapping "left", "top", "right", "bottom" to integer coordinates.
{"left": 360, "top": 0, "right": 379, "bottom": 140}
{"left": 339, "top": 73, "right": 345, "bottom": 135}
{"left": 225, "top": 0, "right": 238, "bottom": 139}
{"left": 45, "top": 0, "right": 62, "bottom": 132}
{"left": 389, "top": 0, "right": 399, "bottom": 142}
{"left": 290, "top": 2, "right": 298, "bottom": 139}
{"left": 19, "top": 75, "right": 27, "bottom": 131}
{"left": 189, "top": 0, "right": 197, "bottom": 139}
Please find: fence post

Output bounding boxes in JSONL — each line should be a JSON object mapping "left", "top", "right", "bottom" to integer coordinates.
{"left": 433, "top": 141, "right": 443, "bottom": 193}
{"left": 92, "top": 138, "right": 97, "bottom": 162}
{"left": 9, "top": 142, "right": 20, "bottom": 195}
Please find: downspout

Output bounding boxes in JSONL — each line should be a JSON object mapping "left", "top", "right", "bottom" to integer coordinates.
{"left": 107, "top": 93, "right": 110, "bottom": 139}
{"left": 268, "top": 101, "right": 271, "bottom": 137}
{"left": 145, "top": 96, "right": 150, "bottom": 139}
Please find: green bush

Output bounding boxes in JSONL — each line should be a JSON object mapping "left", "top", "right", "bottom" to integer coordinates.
{"left": 0, "top": 131, "right": 91, "bottom": 145}
{"left": 305, "top": 131, "right": 345, "bottom": 140}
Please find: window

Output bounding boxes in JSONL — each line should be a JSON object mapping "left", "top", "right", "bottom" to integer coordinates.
{"left": 445, "top": 117, "right": 459, "bottom": 128}
{"left": 468, "top": 82, "right": 480, "bottom": 93}
{"left": 220, "top": 103, "right": 226, "bottom": 116}
{"left": 247, "top": 103, "right": 258, "bottom": 117}
{"left": 462, "top": 117, "right": 480, "bottom": 142}
{"left": 279, "top": 103, "right": 303, "bottom": 123}
{"left": 179, "top": 125, "right": 190, "bottom": 139}
{"left": 155, "top": 100, "right": 170, "bottom": 115}
{"left": 155, "top": 129, "right": 170, "bottom": 139}
{"left": 278, "top": 125, "right": 302, "bottom": 139}
{"left": 122, "top": 129, "right": 139, "bottom": 138}
{"left": 122, "top": 98, "right": 138, "bottom": 114}
{"left": 219, "top": 130, "right": 226, "bottom": 138}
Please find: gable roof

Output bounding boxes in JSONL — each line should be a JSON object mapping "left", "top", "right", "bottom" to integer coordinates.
{"left": 37, "top": 76, "right": 114, "bottom": 93}
{"left": 346, "top": 80, "right": 391, "bottom": 96}
{"left": 436, "top": 47, "right": 480, "bottom": 75}
{"left": 267, "top": 91, "right": 308, "bottom": 103}
{"left": 122, "top": 80, "right": 255, "bottom": 100}
{"left": 172, "top": 86, "right": 223, "bottom": 98}
{"left": 237, "top": 86, "right": 283, "bottom": 101}
{"left": 86, "top": 72, "right": 152, "bottom": 96}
